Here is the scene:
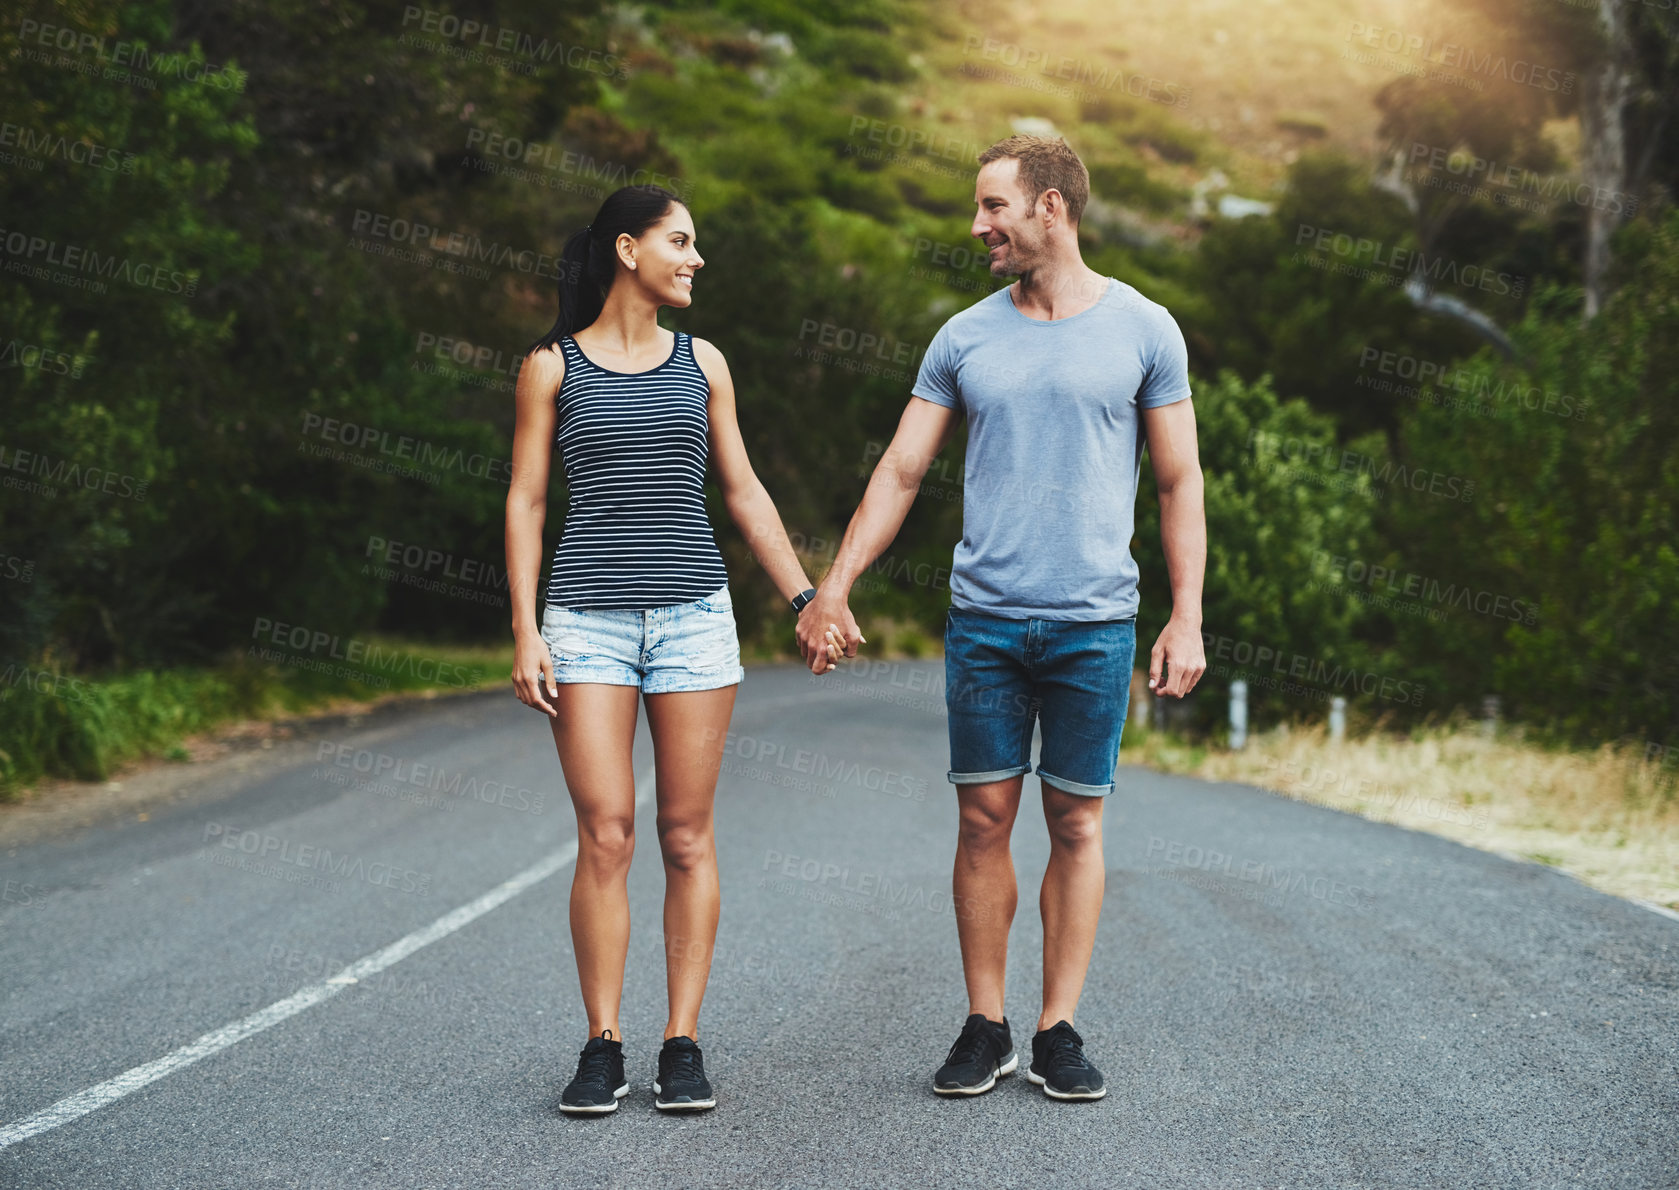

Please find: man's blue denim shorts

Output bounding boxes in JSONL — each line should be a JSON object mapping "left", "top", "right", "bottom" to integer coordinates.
{"left": 943, "top": 606, "right": 1136, "bottom": 797}
{"left": 539, "top": 583, "right": 745, "bottom": 694}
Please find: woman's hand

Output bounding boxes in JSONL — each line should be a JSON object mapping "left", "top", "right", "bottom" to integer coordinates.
{"left": 512, "top": 628, "right": 558, "bottom": 717}
{"left": 811, "top": 623, "right": 847, "bottom": 675}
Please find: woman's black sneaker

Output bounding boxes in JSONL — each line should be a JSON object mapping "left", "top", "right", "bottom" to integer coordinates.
{"left": 932, "top": 1012, "right": 1017, "bottom": 1095}
{"left": 559, "top": 1029, "right": 629, "bottom": 1114}
{"left": 654, "top": 1036, "right": 716, "bottom": 1111}
{"left": 1028, "top": 1020, "right": 1106, "bottom": 1100}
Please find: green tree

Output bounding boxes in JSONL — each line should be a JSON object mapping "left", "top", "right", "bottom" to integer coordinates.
{"left": 1135, "top": 370, "right": 1377, "bottom": 732}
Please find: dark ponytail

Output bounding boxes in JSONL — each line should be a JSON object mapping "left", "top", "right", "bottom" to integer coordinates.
{"left": 525, "top": 184, "right": 685, "bottom": 358}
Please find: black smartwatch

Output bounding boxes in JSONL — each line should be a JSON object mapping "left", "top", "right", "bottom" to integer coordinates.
{"left": 790, "top": 587, "right": 817, "bottom": 614}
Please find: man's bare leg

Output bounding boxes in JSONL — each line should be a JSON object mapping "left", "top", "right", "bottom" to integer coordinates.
{"left": 953, "top": 774, "right": 1025, "bottom": 1021}
{"left": 1037, "top": 782, "right": 1105, "bottom": 1030}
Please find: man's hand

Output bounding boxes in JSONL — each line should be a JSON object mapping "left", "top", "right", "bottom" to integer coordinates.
{"left": 1148, "top": 616, "right": 1205, "bottom": 698}
{"left": 797, "top": 586, "right": 864, "bottom": 674}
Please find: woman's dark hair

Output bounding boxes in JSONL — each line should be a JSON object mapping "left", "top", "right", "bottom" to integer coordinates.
{"left": 525, "top": 184, "right": 684, "bottom": 357}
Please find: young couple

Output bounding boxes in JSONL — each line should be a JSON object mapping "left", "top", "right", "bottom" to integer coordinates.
{"left": 504, "top": 134, "right": 1206, "bottom": 1115}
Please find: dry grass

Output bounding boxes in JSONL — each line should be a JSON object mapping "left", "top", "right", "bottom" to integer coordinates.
{"left": 935, "top": 0, "right": 1533, "bottom": 202}
{"left": 1123, "top": 719, "right": 1679, "bottom": 912}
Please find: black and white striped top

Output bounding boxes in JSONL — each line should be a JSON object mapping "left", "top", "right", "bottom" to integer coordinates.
{"left": 544, "top": 330, "right": 730, "bottom": 610}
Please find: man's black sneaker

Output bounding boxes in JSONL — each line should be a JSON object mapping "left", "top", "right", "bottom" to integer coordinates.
{"left": 654, "top": 1036, "right": 716, "bottom": 1111}
{"left": 559, "top": 1029, "right": 629, "bottom": 1114}
{"left": 932, "top": 1012, "right": 1017, "bottom": 1095}
{"left": 1028, "top": 1020, "right": 1106, "bottom": 1100}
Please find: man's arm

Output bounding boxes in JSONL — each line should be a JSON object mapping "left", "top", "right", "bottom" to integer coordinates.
{"left": 1141, "top": 397, "right": 1207, "bottom": 698}
{"left": 797, "top": 396, "right": 962, "bottom": 662}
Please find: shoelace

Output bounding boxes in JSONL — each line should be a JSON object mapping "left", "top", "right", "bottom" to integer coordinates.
{"left": 574, "top": 1032, "right": 618, "bottom": 1084}
{"left": 1042, "top": 1028, "right": 1086, "bottom": 1075}
{"left": 663, "top": 1043, "right": 704, "bottom": 1085}
{"left": 945, "top": 1020, "right": 994, "bottom": 1068}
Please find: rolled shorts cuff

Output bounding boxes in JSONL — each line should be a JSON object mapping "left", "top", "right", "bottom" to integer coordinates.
{"left": 947, "top": 763, "right": 1032, "bottom": 786}
{"left": 1035, "top": 767, "right": 1113, "bottom": 798}
{"left": 644, "top": 665, "right": 746, "bottom": 695}
{"left": 549, "top": 663, "right": 640, "bottom": 687}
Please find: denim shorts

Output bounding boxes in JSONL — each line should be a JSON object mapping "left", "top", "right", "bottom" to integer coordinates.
{"left": 943, "top": 606, "right": 1136, "bottom": 797}
{"left": 539, "top": 583, "right": 745, "bottom": 694}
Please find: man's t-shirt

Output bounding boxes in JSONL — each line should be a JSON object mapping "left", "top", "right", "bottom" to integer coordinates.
{"left": 909, "top": 276, "right": 1192, "bottom": 621}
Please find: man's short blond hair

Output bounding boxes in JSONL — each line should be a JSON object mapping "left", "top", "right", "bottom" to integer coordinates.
{"left": 977, "top": 134, "right": 1090, "bottom": 225}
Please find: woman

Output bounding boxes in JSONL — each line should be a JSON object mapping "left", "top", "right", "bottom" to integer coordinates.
{"left": 505, "top": 184, "right": 846, "bottom": 1115}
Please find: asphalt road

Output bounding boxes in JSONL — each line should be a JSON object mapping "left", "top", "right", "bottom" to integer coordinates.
{"left": 2, "top": 660, "right": 1676, "bottom": 1189}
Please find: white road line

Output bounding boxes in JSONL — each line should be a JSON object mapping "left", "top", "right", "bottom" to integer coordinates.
{"left": 1632, "top": 897, "right": 1679, "bottom": 924}
{"left": 0, "top": 766, "right": 656, "bottom": 1152}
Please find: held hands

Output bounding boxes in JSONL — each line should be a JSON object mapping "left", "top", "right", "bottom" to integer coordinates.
{"left": 796, "top": 589, "right": 865, "bottom": 676}
{"left": 1148, "top": 616, "right": 1206, "bottom": 699}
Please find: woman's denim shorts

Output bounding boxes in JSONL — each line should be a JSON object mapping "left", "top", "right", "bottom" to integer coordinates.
{"left": 539, "top": 583, "right": 745, "bottom": 694}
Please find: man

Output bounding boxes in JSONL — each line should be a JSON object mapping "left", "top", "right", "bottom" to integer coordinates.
{"left": 796, "top": 134, "right": 1206, "bottom": 1101}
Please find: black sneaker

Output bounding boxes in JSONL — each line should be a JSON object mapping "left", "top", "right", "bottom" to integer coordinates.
{"left": 559, "top": 1029, "right": 628, "bottom": 1114}
{"left": 654, "top": 1036, "right": 716, "bottom": 1111}
{"left": 932, "top": 1012, "right": 1017, "bottom": 1095}
{"left": 1028, "top": 1020, "right": 1106, "bottom": 1100}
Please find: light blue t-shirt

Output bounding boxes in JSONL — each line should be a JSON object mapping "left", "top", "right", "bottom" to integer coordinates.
{"left": 910, "top": 276, "right": 1192, "bottom": 621}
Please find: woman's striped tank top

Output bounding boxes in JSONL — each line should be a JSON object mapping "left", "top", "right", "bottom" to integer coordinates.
{"left": 544, "top": 330, "right": 730, "bottom": 610}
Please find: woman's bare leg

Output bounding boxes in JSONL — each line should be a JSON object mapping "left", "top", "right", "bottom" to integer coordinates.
{"left": 548, "top": 682, "right": 642, "bottom": 1039}
{"left": 643, "top": 683, "right": 737, "bottom": 1040}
